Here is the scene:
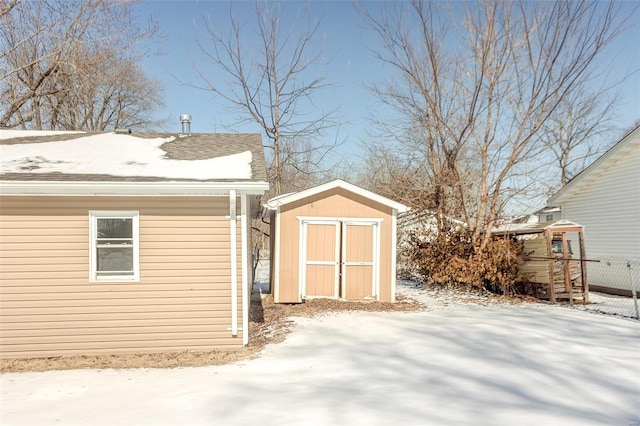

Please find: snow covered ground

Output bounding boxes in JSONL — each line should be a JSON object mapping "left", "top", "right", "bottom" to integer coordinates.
{"left": 579, "top": 291, "right": 640, "bottom": 319}
{"left": 1, "top": 281, "right": 638, "bottom": 426}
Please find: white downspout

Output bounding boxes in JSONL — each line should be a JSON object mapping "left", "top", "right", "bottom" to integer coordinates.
{"left": 240, "top": 193, "right": 249, "bottom": 345}
{"left": 229, "top": 189, "right": 238, "bottom": 337}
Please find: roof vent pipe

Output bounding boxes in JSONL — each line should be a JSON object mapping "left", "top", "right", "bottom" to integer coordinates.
{"left": 180, "top": 114, "right": 192, "bottom": 135}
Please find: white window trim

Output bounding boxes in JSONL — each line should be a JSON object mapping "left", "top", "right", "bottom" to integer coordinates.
{"left": 89, "top": 210, "right": 140, "bottom": 283}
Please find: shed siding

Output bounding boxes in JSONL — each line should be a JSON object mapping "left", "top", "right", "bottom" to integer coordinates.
{"left": 0, "top": 196, "right": 245, "bottom": 358}
{"left": 276, "top": 188, "right": 393, "bottom": 303}
{"left": 559, "top": 144, "right": 640, "bottom": 290}
{"left": 520, "top": 238, "right": 551, "bottom": 284}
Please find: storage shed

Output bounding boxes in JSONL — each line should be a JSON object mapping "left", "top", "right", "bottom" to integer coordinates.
{"left": 493, "top": 220, "right": 589, "bottom": 304}
{"left": 265, "top": 180, "right": 409, "bottom": 303}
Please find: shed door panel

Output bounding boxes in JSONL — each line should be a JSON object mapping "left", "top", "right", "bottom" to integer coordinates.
{"left": 304, "top": 223, "right": 339, "bottom": 297}
{"left": 342, "top": 223, "right": 375, "bottom": 299}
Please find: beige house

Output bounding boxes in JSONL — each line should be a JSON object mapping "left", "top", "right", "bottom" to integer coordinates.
{"left": 265, "top": 180, "right": 409, "bottom": 303}
{"left": 0, "top": 130, "right": 268, "bottom": 359}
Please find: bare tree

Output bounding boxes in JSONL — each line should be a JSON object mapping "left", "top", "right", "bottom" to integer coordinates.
{"left": 539, "top": 91, "right": 617, "bottom": 192}
{"left": 196, "top": 1, "right": 338, "bottom": 195}
{"left": 0, "top": 0, "right": 164, "bottom": 130}
{"left": 360, "top": 0, "right": 631, "bottom": 248}
{"left": 45, "top": 50, "right": 165, "bottom": 131}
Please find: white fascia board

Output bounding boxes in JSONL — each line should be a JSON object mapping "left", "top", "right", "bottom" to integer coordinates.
{"left": 264, "top": 179, "right": 410, "bottom": 212}
{"left": 0, "top": 181, "right": 269, "bottom": 196}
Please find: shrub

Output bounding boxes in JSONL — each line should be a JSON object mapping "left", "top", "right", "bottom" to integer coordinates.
{"left": 404, "top": 229, "right": 524, "bottom": 295}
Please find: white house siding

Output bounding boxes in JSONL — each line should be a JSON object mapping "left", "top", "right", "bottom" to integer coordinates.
{"left": 558, "top": 139, "right": 640, "bottom": 292}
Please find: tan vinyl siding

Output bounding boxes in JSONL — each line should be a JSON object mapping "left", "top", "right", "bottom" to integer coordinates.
{"left": 520, "top": 238, "right": 551, "bottom": 284}
{"left": 0, "top": 196, "right": 246, "bottom": 359}
{"left": 276, "top": 187, "right": 394, "bottom": 303}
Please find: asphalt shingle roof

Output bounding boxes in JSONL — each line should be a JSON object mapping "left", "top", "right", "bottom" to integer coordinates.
{"left": 0, "top": 132, "right": 268, "bottom": 183}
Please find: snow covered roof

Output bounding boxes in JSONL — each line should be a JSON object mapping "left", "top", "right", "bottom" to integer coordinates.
{"left": 264, "top": 179, "right": 409, "bottom": 212}
{"left": 492, "top": 219, "right": 583, "bottom": 236}
{"left": 0, "top": 131, "right": 269, "bottom": 195}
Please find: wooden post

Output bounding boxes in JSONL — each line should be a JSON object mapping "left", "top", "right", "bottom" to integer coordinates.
{"left": 562, "top": 232, "right": 573, "bottom": 306}
{"left": 545, "top": 230, "right": 556, "bottom": 303}
{"left": 578, "top": 230, "right": 589, "bottom": 304}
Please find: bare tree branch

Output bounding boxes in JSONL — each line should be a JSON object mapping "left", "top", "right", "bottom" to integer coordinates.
{"left": 358, "top": 0, "right": 631, "bottom": 250}
{"left": 0, "top": 0, "right": 164, "bottom": 130}
{"left": 194, "top": 1, "right": 339, "bottom": 195}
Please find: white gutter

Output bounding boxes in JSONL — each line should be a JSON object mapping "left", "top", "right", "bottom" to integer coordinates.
{"left": 229, "top": 189, "right": 238, "bottom": 337}
{"left": 0, "top": 180, "right": 269, "bottom": 196}
{"left": 240, "top": 193, "right": 249, "bottom": 346}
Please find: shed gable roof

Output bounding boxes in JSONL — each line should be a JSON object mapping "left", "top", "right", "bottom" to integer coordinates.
{"left": 548, "top": 125, "right": 640, "bottom": 205}
{"left": 265, "top": 179, "right": 409, "bottom": 212}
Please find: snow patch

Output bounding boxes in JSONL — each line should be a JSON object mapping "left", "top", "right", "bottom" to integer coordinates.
{"left": 0, "top": 133, "right": 253, "bottom": 180}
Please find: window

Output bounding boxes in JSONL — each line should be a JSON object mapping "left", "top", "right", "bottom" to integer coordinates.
{"left": 89, "top": 211, "right": 139, "bottom": 282}
{"left": 546, "top": 214, "right": 554, "bottom": 222}
{"left": 551, "top": 239, "right": 573, "bottom": 255}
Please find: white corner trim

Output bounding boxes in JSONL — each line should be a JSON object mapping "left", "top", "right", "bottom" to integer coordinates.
{"left": 299, "top": 221, "right": 307, "bottom": 301}
{"left": 273, "top": 208, "right": 281, "bottom": 304}
{"left": 240, "top": 193, "right": 249, "bottom": 346}
{"left": 375, "top": 221, "right": 381, "bottom": 301}
{"left": 333, "top": 222, "right": 341, "bottom": 299}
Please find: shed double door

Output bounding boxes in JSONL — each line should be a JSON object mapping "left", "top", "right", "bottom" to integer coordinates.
{"left": 301, "top": 220, "right": 380, "bottom": 300}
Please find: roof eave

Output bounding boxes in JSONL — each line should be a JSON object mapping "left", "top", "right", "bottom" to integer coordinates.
{"left": 0, "top": 180, "right": 270, "bottom": 196}
{"left": 548, "top": 125, "right": 640, "bottom": 205}
{"left": 264, "top": 179, "right": 410, "bottom": 212}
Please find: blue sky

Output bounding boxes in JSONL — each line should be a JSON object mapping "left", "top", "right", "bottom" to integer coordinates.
{"left": 136, "top": 1, "right": 640, "bottom": 163}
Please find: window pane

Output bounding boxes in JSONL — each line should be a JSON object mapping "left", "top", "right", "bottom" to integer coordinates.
{"left": 97, "top": 247, "right": 133, "bottom": 273}
{"left": 97, "top": 218, "right": 132, "bottom": 239}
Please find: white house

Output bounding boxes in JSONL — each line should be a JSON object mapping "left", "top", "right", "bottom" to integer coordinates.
{"left": 547, "top": 125, "right": 640, "bottom": 294}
